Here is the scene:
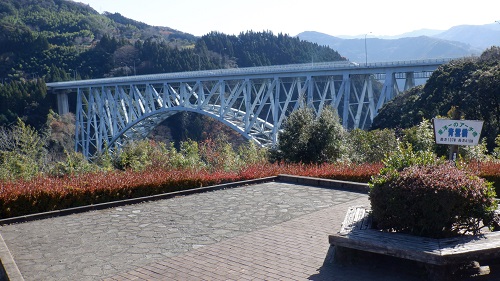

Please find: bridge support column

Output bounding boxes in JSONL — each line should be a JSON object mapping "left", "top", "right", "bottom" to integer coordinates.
{"left": 385, "top": 71, "right": 396, "bottom": 101}
{"left": 376, "top": 70, "right": 396, "bottom": 113}
{"left": 306, "top": 76, "right": 313, "bottom": 107}
{"left": 342, "top": 73, "right": 351, "bottom": 128}
{"left": 404, "top": 72, "right": 415, "bottom": 91}
{"left": 57, "top": 92, "right": 69, "bottom": 115}
{"left": 272, "top": 78, "right": 280, "bottom": 145}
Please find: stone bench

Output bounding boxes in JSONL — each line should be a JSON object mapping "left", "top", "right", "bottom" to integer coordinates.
{"left": 327, "top": 206, "right": 500, "bottom": 280}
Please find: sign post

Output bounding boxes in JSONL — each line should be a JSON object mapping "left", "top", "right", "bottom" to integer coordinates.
{"left": 432, "top": 119, "right": 484, "bottom": 161}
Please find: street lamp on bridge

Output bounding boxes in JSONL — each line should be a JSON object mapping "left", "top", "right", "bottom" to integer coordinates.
{"left": 365, "top": 32, "right": 372, "bottom": 66}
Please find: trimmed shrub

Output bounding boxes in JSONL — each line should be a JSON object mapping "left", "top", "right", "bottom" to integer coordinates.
{"left": 369, "top": 163, "right": 497, "bottom": 238}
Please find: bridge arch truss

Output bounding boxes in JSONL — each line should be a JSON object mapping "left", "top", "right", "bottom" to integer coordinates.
{"left": 48, "top": 60, "right": 449, "bottom": 157}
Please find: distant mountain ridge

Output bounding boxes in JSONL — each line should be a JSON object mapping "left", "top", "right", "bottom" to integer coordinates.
{"left": 297, "top": 23, "right": 500, "bottom": 63}
{"left": 433, "top": 23, "right": 500, "bottom": 49}
{"left": 335, "top": 29, "right": 444, "bottom": 40}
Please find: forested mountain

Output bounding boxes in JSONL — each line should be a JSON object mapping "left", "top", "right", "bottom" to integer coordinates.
{"left": 372, "top": 46, "right": 500, "bottom": 151}
{"left": 1, "top": 0, "right": 343, "bottom": 82}
{"left": 200, "top": 31, "right": 343, "bottom": 67}
{"left": 0, "top": 0, "right": 196, "bottom": 80}
{"left": 0, "top": 0, "right": 343, "bottom": 132}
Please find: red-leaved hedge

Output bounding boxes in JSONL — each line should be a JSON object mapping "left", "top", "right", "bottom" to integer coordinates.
{"left": 476, "top": 161, "right": 500, "bottom": 194}
{"left": 0, "top": 162, "right": 383, "bottom": 219}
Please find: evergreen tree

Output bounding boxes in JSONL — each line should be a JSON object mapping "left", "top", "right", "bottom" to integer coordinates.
{"left": 275, "top": 106, "right": 345, "bottom": 163}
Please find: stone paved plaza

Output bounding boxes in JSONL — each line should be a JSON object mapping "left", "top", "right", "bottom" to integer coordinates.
{"left": 0, "top": 180, "right": 426, "bottom": 280}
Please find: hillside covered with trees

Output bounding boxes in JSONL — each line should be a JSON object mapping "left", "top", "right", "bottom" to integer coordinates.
{"left": 0, "top": 0, "right": 344, "bottom": 132}
{"left": 372, "top": 46, "right": 500, "bottom": 151}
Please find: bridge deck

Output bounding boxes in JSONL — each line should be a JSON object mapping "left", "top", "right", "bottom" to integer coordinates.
{"left": 47, "top": 59, "right": 451, "bottom": 89}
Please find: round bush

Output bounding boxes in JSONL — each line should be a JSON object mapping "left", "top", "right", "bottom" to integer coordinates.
{"left": 369, "top": 163, "right": 497, "bottom": 238}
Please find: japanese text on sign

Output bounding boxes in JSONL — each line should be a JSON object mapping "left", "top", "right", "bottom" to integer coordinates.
{"left": 432, "top": 119, "right": 483, "bottom": 146}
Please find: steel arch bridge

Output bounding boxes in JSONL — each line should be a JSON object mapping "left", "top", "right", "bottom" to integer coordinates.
{"left": 47, "top": 59, "right": 450, "bottom": 158}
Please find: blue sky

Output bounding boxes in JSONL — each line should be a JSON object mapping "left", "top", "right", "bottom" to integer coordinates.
{"left": 74, "top": 0, "right": 500, "bottom": 37}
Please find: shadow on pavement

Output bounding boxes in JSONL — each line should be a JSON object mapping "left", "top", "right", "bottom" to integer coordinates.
{"left": 310, "top": 251, "right": 500, "bottom": 281}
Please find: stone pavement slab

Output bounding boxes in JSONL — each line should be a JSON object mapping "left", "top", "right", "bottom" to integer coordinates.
{"left": 0, "top": 181, "right": 369, "bottom": 281}
{"left": 103, "top": 196, "right": 426, "bottom": 281}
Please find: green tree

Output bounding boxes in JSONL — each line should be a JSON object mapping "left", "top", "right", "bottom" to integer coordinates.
{"left": 115, "top": 139, "right": 154, "bottom": 171}
{"left": 347, "top": 128, "right": 398, "bottom": 163}
{"left": 0, "top": 118, "right": 47, "bottom": 180}
{"left": 275, "top": 106, "right": 345, "bottom": 163}
{"left": 310, "top": 106, "right": 346, "bottom": 162}
{"left": 274, "top": 106, "right": 314, "bottom": 163}
{"left": 401, "top": 119, "right": 436, "bottom": 153}
{"left": 49, "top": 150, "right": 100, "bottom": 177}
{"left": 45, "top": 110, "right": 75, "bottom": 161}
{"left": 237, "top": 141, "right": 268, "bottom": 165}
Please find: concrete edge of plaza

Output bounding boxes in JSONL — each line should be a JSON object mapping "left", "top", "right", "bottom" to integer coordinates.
{"left": 0, "top": 232, "right": 24, "bottom": 281}
{"left": 0, "top": 174, "right": 369, "bottom": 281}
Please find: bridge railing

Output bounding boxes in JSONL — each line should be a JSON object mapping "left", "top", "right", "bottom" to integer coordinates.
{"left": 363, "top": 58, "right": 455, "bottom": 67}
{"left": 46, "top": 58, "right": 458, "bottom": 90}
